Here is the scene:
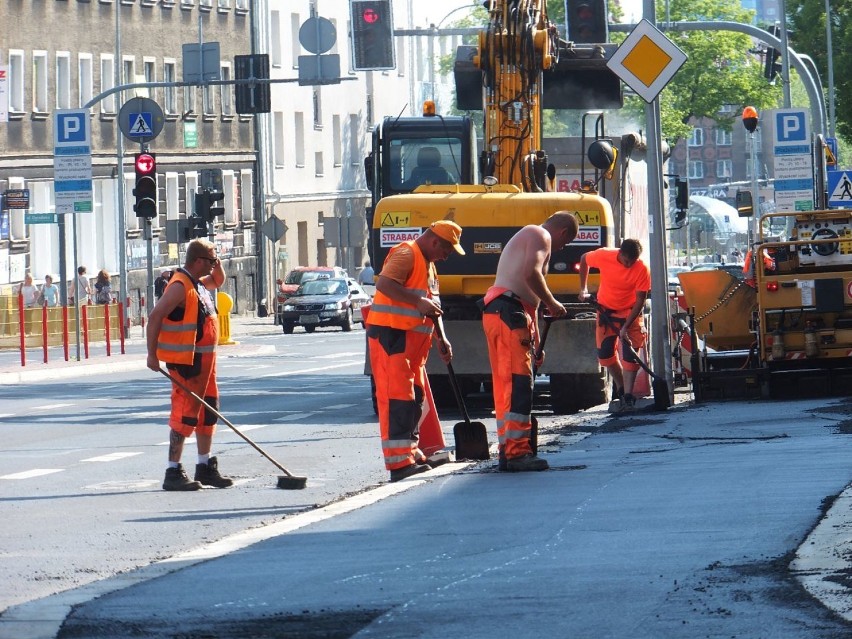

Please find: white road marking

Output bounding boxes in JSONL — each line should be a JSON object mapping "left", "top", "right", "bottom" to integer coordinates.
{"left": 325, "top": 404, "right": 356, "bottom": 410}
{"left": 273, "top": 412, "right": 316, "bottom": 422}
{"left": 0, "top": 468, "right": 64, "bottom": 480}
{"left": 260, "top": 361, "right": 361, "bottom": 378}
{"left": 313, "top": 352, "right": 363, "bottom": 359}
{"left": 81, "top": 452, "right": 144, "bottom": 463}
{"left": 31, "top": 403, "right": 73, "bottom": 411}
{"left": 0, "top": 414, "right": 14, "bottom": 419}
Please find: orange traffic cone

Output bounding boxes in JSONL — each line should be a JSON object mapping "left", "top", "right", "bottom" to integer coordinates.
{"left": 418, "top": 374, "right": 447, "bottom": 458}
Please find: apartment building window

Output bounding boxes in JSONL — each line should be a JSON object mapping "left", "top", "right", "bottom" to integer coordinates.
{"left": 8, "top": 50, "right": 25, "bottom": 114}
{"left": 33, "top": 51, "right": 48, "bottom": 113}
{"left": 181, "top": 0, "right": 194, "bottom": 8}
{"left": 270, "top": 11, "right": 282, "bottom": 67}
{"left": 200, "top": 0, "right": 213, "bottom": 11}
{"left": 349, "top": 113, "right": 360, "bottom": 165}
{"left": 100, "top": 53, "right": 116, "bottom": 114}
{"left": 78, "top": 54, "right": 93, "bottom": 108}
{"left": 315, "top": 152, "right": 324, "bottom": 177}
{"left": 291, "top": 13, "right": 301, "bottom": 68}
{"left": 202, "top": 78, "right": 214, "bottom": 117}
{"left": 143, "top": 57, "right": 156, "bottom": 102}
{"left": 218, "top": 0, "right": 230, "bottom": 11}
{"left": 273, "top": 112, "right": 285, "bottom": 168}
{"left": 717, "top": 159, "right": 732, "bottom": 178}
{"left": 332, "top": 114, "right": 342, "bottom": 166}
{"left": 715, "top": 129, "right": 732, "bottom": 146}
{"left": 164, "top": 60, "right": 177, "bottom": 116}
{"left": 165, "top": 173, "right": 179, "bottom": 222}
{"left": 161, "top": 0, "right": 176, "bottom": 6}
{"left": 396, "top": 35, "right": 406, "bottom": 76}
{"left": 122, "top": 57, "right": 135, "bottom": 86}
{"left": 56, "top": 52, "right": 71, "bottom": 109}
{"left": 688, "top": 160, "right": 704, "bottom": 179}
{"left": 313, "top": 88, "right": 322, "bottom": 129}
{"left": 235, "top": 0, "right": 249, "bottom": 11}
{"left": 295, "top": 112, "right": 305, "bottom": 167}
{"left": 687, "top": 127, "right": 704, "bottom": 147}
{"left": 184, "top": 86, "right": 196, "bottom": 118}
{"left": 220, "top": 63, "right": 233, "bottom": 116}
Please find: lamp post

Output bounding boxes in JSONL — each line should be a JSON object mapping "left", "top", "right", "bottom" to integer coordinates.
{"left": 825, "top": 0, "right": 836, "bottom": 138}
{"left": 428, "top": 4, "right": 479, "bottom": 104}
{"left": 742, "top": 107, "right": 760, "bottom": 248}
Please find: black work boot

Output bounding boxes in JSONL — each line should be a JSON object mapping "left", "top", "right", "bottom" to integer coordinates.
{"left": 163, "top": 464, "right": 202, "bottom": 491}
{"left": 194, "top": 456, "right": 234, "bottom": 488}
{"left": 505, "top": 453, "right": 549, "bottom": 472}
{"left": 389, "top": 463, "right": 430, "bottom": 483}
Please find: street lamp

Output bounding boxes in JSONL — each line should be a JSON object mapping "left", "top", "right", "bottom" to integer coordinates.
{"left": 428, "top": 3, "right": 479, "bottom": 103}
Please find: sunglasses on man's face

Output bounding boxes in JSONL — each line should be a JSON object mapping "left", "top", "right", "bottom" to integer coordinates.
{"left": 199, "top": 256, "right": 219, "bottom": 264}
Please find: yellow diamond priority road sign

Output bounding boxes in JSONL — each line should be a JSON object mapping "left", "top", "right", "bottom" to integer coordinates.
{"left": 607, "top": 19, "right": 687, "bottom": 104}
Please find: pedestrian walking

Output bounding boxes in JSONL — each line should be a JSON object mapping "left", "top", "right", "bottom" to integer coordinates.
{"left": 17, "top": 272, "right": 39, "bottom": 308}
{"left": 481, "top": 211, "right": 578, "bottom": 472}
{"left": 41, "top": 275, "right": 60, "bottom": 307}
{"left": 146, "top": 238, "right": 233, "bottom": 491}
{"left": 366, "top": 220, "right": 463, "bottom": 482}
{"left": 69, "top": 266, "right": 92, "bottom": 304}
{"left": 578, "top": 239, "right": 651, "bottom": 412}
{"left": 357, "top": 261, "right": 375, "bottom": 286}
{"left": 94, "top": 269, "right": 112, "bottom": 304}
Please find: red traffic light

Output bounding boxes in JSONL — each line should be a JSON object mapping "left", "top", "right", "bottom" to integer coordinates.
{"left": 135, "top": 153, "right": 156, "bottom": 175}
{"left": 362, "top": 7, "right": 379, "bottom": 24}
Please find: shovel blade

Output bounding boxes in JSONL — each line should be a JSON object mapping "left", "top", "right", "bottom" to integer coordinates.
{"left": 454, "top": 420, "right": 490, "bottom": 460}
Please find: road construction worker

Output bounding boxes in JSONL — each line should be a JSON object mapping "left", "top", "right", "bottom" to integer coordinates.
{"left": 367, "top": 220, "right": 462, "bottom": 482}
{"left": 578, "top": 239, "right": 651, "bottom": 412}
{"left": 146, "top": 238, "right": 233, "bottom": 491}
{"left": 482, "top": 212, "right": 578, "bottom": 471}
{"left": 743, "top": 246, "right": 775, "bottom": 288}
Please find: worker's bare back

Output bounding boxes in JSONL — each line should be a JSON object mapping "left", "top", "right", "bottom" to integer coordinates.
{"left": 493, "top": 224, "right": 551, "bottom": 307}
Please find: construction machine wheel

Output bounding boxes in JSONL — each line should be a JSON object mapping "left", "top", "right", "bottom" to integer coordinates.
{"left": 282, "top": 321, "right": 295, "bottom": 335}
{"left": 549, "top": 372, "right": 610, "bottom": 414}
{"left": 304, "top": 325, "right": 316, "bottom": 334}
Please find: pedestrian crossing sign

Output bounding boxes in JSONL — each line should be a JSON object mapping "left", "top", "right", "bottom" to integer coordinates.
{"left": 828, "top": 170, "right": 852, "bottom": 208}
{"left": 128, "top": 112, "right": 154, "bottom": 137}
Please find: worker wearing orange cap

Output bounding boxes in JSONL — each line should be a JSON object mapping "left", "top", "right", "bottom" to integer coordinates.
{"left": 367, "top": 220, "right": 464, "bottom": 482}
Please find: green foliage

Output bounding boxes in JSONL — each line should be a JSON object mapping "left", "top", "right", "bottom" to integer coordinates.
{"left": 638, "top": 0, "right": 783, "bottom": 143}
{"left": 787, "top": 0, "right": 850, "bottom": 144}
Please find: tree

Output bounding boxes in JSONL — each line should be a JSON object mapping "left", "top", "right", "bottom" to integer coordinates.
{"left": 636, "top": 0, "right": 782, "bottom": 143}
{"left": 787, "top": 0, "right": 851, "bottom": 141}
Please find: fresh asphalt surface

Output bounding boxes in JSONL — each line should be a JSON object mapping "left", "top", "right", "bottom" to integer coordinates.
{"left": 1, "top": 317, "right": 852, "bottom": 638}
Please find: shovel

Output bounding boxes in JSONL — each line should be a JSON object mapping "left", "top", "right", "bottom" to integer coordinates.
{"left": 529, "top": 314, "right": 556, "bottom": 455}
{"left": 433, "top": 317, "right": 490, "bottom": 461}
{"left": 590, "top": 299, "right": 671, "bottom": 410}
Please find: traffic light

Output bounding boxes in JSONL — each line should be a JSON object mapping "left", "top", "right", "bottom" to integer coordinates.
{"left": 133, "top": 153, "right": 158, "bottom": 219}
{"left": 188, "top": 214, "right": 207, "bottom": 239}
{"left": 566, "top": 0, "right": 608, "bottom": 44}
{"left": 763, "top": 25, "right": 781, "bottom": 80}
{"left": 196, "top": 190, "right": 225, "bottom": 223}
{"left": 674, "top": 177, "right": 689, "bottom": 226}
{"left": 350, "top": 0, "right": 395, "bottom": 71}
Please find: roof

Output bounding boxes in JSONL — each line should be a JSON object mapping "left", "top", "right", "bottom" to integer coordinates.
{"left": 688, "top": 195, "right": 748, "bottom": 236}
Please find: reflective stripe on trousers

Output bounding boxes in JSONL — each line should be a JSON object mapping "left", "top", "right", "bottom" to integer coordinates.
{"left": 483, "top": 299, "right": 534, "bottom": 459}
{"left": 368, "top": 325, "right": 432, "bottom": 471}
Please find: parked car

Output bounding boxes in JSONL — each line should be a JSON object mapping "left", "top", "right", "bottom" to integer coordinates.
{"left": 689, "top": 263, "right": 745, "bottom": 280}
{"left": 276, "top": 266, "right": 348, "bottom": 324}
{"left": 667, "top": 266, "right": 689, "bottom": 292}
{"left": 279, "top": 278, "right": 370, "bottom": 334}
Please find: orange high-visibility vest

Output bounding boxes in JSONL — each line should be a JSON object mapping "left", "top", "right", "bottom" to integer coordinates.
{"left": 156, "top": 270, "right": 202, "bottom": 365}
{"left": 367, "top": 241, "right": 437, "bottom": 334}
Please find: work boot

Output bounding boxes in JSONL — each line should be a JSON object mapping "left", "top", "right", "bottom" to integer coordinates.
{"left": 163, "top": 464, "right": 202, "bottom": 491}
{"left": 608, "top": 388, "right": 625, "bottom": 413}
{"left": 621, "top": 393, "right": 636, "bottom": 412}
{"left": 505, "top": 454, "right": 549, "bottom": 472}
{"left": 389, "top": 463, "right": 430, "bottom": 483}
{"left": 194, "top": 456, "right": 234, "bottom": 488}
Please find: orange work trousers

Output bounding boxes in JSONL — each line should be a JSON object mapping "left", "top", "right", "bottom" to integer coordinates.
{"left": 482, "top": 296, "right": 534, "bottom": 460}
{"left": 167, "top": 317, "right": 219, "bottom": 438}
{"left": 368, "top": 324, "right": 432, "bottom": 471}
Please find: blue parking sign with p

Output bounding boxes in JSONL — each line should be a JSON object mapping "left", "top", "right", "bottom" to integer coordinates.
{"left": 775, "top": 110, "right": 807, "bottom": 143}
{"left": 54, "top": 109, "right": 91, "bottom": 147}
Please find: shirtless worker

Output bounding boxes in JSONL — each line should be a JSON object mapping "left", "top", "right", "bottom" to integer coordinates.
{"left": 481, "top": 212, "right": 579, "bottom": 471}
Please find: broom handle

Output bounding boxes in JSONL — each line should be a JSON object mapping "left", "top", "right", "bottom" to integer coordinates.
{"left": 158, "top": 368, "right": 295, "bottom": 478}
{"left": 433, "top": 317, "right": 472, "bottom": 423}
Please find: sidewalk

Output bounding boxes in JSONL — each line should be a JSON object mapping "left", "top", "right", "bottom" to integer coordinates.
{"left": 0, "top": 314, "right": 281, "bottom": 385}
